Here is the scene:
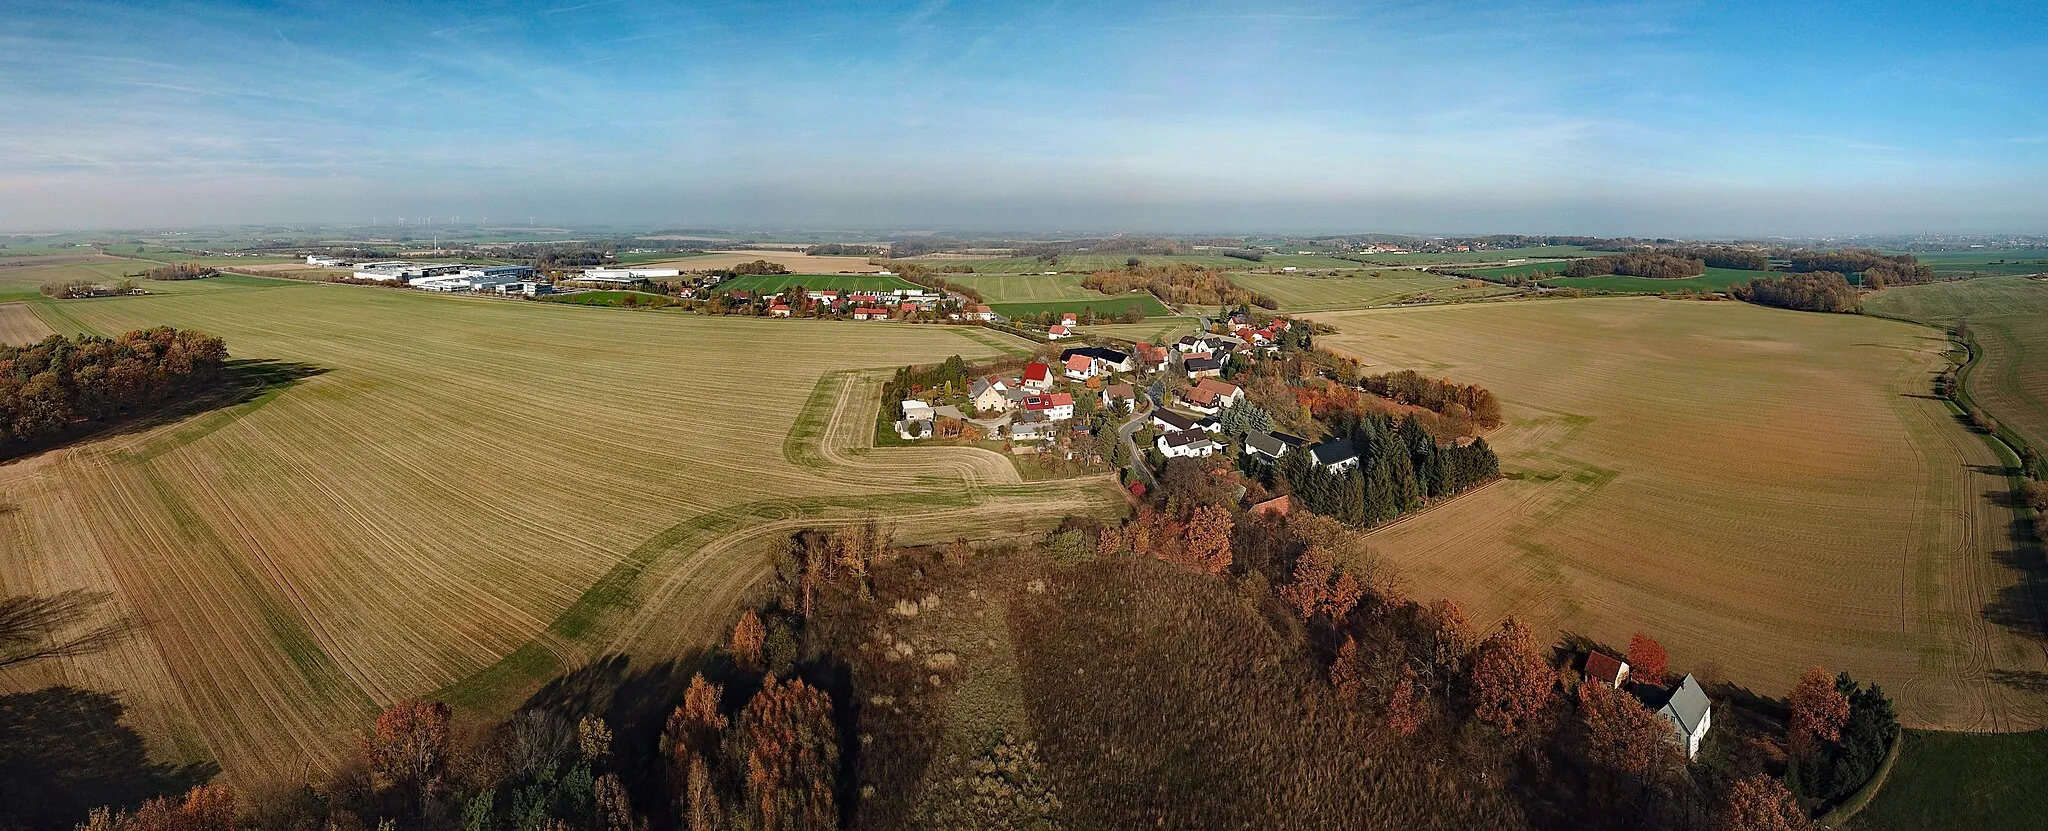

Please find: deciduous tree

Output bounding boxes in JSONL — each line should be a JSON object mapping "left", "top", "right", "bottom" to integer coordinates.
{"left": 731, "top": 609, "right": 766, "bottom": 670}
{"left": 1715, "top": 774, "right": 1813, "bottom": 831}
{"left": 1179, "top": 505, "right": 1234, "bottom": 575}
{"left": 363, "top": 700, "right": 451, "bottom": 808}
{"left": 1384, "top": 664, "right": 1427, "bottom": 736}
{"left": 1469, "top": 617, "right": 1554, "bottom": 737}
{"left": 1627, "top": 632, "right": 1669, "bottom": 685}
{"left": 1577, "top": 680, "right": 1679, "bottom": 779}
{"left": 1788, "top": 665, "right": 1849, "bottom": 759}
{"left": 727, "top": 676, "right": 839, "bottom": 831}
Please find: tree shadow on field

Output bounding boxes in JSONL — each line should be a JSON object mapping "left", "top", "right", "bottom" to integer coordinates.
{"left": 0, "top": 359, "right": 328, "bottom": 465}
{"left": 0, "top": 686, "right": 217, "bottom": 831}
{"left": 1989, "top": 669, "right": 2048, "bottom": 694}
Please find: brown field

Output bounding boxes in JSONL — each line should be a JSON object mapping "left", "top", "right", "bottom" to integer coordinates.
{"left": 0, "top": 302, "right": 52, "bottom": 344}
{"left": 1310, "top": 298, "right": 2048, "bottom": 731}
{"left": 638, "top": 250, "right": 886, "bottom": 273}
{"left": 0, "top": 282, "right": 1121, "bottom": 786}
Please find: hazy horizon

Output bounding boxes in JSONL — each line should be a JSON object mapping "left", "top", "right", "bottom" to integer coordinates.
{"left": 4, "top": 0, "right": 2043, "bottom": 237}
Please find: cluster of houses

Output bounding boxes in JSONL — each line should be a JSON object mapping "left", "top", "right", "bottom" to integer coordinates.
{"left": 765, "top": 287, "right": 949, "bottom": 319}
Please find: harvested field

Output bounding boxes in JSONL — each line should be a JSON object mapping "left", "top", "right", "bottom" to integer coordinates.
{"left": 904, "top": 253, "right": 1362, "bottom": 273}
{"left": 1082, "top": 318, "right": 1203, "bottom": 344}
{"left": 0, "top": 283, "right": 1120, "bottom": 787}
{"left": 1537, "top": 266, "right": 1767, "bottom": 294}
{"left": 1228, "top": 271, "right": 1514, "bottom": 311}
{"left": 946, "top": 273, "right": 1101, "bottom": 303}
{"left": 634, "top": 250, "right": 885, "bottom": 273}
{"left": 1310, "top": 298, "right": 2048, "bottom": 731}
{"left": 0, "top": 302, "right": 52, "bottom": 344}
{"left": 1867, "top": 276, "right": 2048, "bottom": 462}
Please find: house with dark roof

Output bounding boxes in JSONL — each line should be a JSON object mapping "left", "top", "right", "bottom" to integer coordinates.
{"left": 1309, "top": 438, "right": 1359, "bottom": 472}
{"left": 1060, "top": 346, "right": 1134, "bottom": 374}
{"left": 1156, "top": 430, "right": 1219, "bottom": 459}
{"left": 1102, "top": 383, "right": 1137, "bottom": 411}
{"left": 1634, "top": 674, "right": 1713, "bottom": 759}
{"left": 1243, "top": 431, "right": 1303, "bottom": 464}
{"left": 1183, "top": 356, "right": 1224, "bottom": 379}
{"left": 1151, "top": 409, "right": 1199, "bottom": 433}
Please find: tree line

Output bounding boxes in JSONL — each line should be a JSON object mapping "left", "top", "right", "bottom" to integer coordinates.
{"left": 1563, "top": 253, "right": 1707, "bottom": 280}
{"left": 874, "top": 262, "right": 986, "bottom": 303}
{"left": 801, "top": 243, "right": 886, "bottom": 256}
{"left": 1734, "top": 272, "right": 1860, "bottom": 313}
{"left": 1081, "top": 262, "right": 1277, "bottom": 310}
{"left": 1786, "top": 249, "right": 1933, "bottom": 286}
{"left": 1359, "top": 370, "right": 1504, "bottom": 430}
{"left": 137, "top": 262, "right": 218, "bottom": 281}
{"left": 1647, "top": 247, "right": 1770, "bottom": 270}
{"left": 1269, "top": 412, "right": 1500, "bottom": 527}
{"left": 0, "top": 328, "right": 228, "bottom": 456}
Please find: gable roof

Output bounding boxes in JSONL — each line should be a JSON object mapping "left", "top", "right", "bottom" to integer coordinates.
{"left": 1585, "top": 652, "right": 1628, "bottom": 686}
{"left": 1065, "top": 354, "right": 1094, "bottom": 372}
{"left": 1244, "top": 431, "right": 1299, "bottom": 457}
{"left": 1163, "top": 430, "right": 1216, "bottom": 449}
{"left": 1251, "top": 495, "right": 1293, "bottom": 516}
{"left": 1152, "top": 409, "right": 1198, "bottom": 432}
{"left": 1310, "top": 438, "right": 1358, "bottom": 466}
{"left": 1184, "top": 357, "right": 1223, "bottom": 373}
{"left": 1022, "top": 362, "right": 1051, "bottom": 382}
{"left": 1657, "top": 675, "right": 1711, "bottom": 736}
{"left": 1104, "top": 383, "right": 1136, "bottom": 400}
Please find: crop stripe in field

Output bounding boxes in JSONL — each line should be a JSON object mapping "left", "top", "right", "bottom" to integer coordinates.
{"left": 29, "top": 299, "right": 102, "bottom": 337}
{"left": 949, "top": 326, "right": 1036, "bottom": 357}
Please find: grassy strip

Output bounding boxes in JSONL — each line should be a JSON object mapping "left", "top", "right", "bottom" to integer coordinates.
{"left": 1847, "top": 729, "right": 2048, "bottom": 830}
{"left": 1819, "top": 731, "right": 1903, "bottom": 828}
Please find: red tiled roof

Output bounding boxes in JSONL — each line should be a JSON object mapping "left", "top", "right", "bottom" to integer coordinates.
{"left": 1585, "top": 652, "right": 1628, "bottom": 685}
{"left": 1252, "top": 495, "right": 1292, "bottom": 516}
{"left": 1065, "top": 354, "right": 1092, "bottom": 371}
{"left": 1023, "top": 362, "right": 1051, "bottom": 381}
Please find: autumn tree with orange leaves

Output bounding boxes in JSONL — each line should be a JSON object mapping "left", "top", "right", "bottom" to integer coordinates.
{"left": 1577, "top": 680, "right": 1679, "bottom": 779}
{"left": 79, "top": 784, "right": 236, "bottom": 831}
{"left": 363, "top": 699, "right": 451, "bottom": 810}
{"left": 1383, "top": 665, "right": 1428, "bottom": 736}
{"left": 1178, "top": 504, "right": 1234, "bottom": 575}
{"left": 731, "top": 609, "right": 767, "bottom": 670}
{"left": 665, "top": 673, "right": 730, "bottom": 826}
{"left": 1715, "top": 774, "right": 1814, "bottom": 831}
{"left": 1424, "top": 599, "right": 1476, "bottom": 694}
{"left": 726, "top": 675, "right": 840, "bottom": 831}
{"left": 1787, "top": 666, "right": 1849, "bottom": 759}
{"left": 1278, "top": 542, "right": 1363, "bottom": 622}
{"left": 1469, "top": 617, "right": 1555, "bottom": 737}
{"left": 1627, "top": 632, "right": 1669, "bottom": 685}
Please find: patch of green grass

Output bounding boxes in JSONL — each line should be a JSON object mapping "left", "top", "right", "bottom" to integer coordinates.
{"left": 1850, "top": 729, "right": 2048, "bottom": 830}
{"left": 989, "top": 294, "right": 1173, "bottom": 318}
{"left": 1227, "top": 271, "right": 1502, "bottom": 311}
{"left": 1353, "top": 245, "right": 1593, "bottom": 266}
{"left": 719, "top": 273, "right": 923, "bottom": 294}
{"left": 1540, "top": 267, "right": 1766, "bottom": 293}
{"left": 539, "top": 290, "right": 679, "bottom": 308}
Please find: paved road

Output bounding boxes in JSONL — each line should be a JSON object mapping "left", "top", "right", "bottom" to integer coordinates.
{"left": 1116, "top": 406, "right": 1156, "bottom": 488}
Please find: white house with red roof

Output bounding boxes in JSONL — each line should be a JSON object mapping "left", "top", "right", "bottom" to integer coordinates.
{"left": 1047, "top": 324, "right": 1072, "bottom": 340}
{"left": 1022, "top": 392, "right": 1074, "bottom": 421}
{"left": 1178, "top": 378, "right": 1244, "bottom": 414}
{"left": 768, "top": 303, "right": 793, "bottom": 317}
{"left": 1060, "top": 313, "right": 1078, "bottom": 326}
{"left": 1063, "top": 353, "right": 1099, "bottom": 381}
{"left": 1021, "top": 361, "right": 1055, "bottom": 391}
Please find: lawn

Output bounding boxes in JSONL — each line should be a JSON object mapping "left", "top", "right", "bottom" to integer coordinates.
{"left": 0, "top": 284, "right": 1120, "bottom": 787}
{"left": 1850, "top": 729, "right": 2048, "bottom": 830}
{"left": 539, "top": 290, "right": 678, "bottom": 308}
{"left": 717, "top": 272, "right": 923, "bottom": 294}
{"left": 1539, "top": 266, "right": 1766, "bottom": 293}
{"left": 945, "top": 273, "right": 1101, "bottom": 303}
{"left": 1310, "top": 298, "right": 2048, "bottom": 732}
{"left": 1229, "top": 271, "right": 1516, "bottom": 311}
{"left": 1865, "top": 276, "right": 2048, "bottom": 469}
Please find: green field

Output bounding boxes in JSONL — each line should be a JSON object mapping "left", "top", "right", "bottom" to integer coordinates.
{"left": 1851, "top": 729, "right": 2048, "bottom": 830}
{"left": 1461, "top": 260, "right": 1582, "bottom": 278}
{"left": 1900, "top": 249, "right": 2048, "bottom": 278}
{"left": 1230, "top": 271, "right": 1518, "bottom": 311}
{"left": 1539, "top": 266, "right": 1766, "bottom": 293}
{"left": 0, "top": 281, "right": 1119, "bottom": 787}
{"left": 1865, "top": 276, "right": 2048, "bottom": 467}
{"left": 989, "top": 294, "right": 1173, "bottom": 319}
{"left": 540, "top": 290, "right": 678, "bottom": 308}
{"left": 1350, "top": 245, "right": 1593, "bottom": 265}
{"left": 907, "top": 252, "right": 1364, "bottom": 273}
{"left": 945, "top": 273, "right": 1101, "bottom": 303}
{"left": 717, "top": 272, "right": 923, "bottom": 294}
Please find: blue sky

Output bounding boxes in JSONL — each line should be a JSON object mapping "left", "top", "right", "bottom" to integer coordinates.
{"left": 1, "top": 0, "right": 2043, "bottom": 235}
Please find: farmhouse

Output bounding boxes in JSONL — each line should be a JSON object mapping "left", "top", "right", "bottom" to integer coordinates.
{"left": 852, "top": 306, "right": 890, "bottom": 320}
{"left": 1636, "top": 675, "right": 1713, "bottom": 759}
{"left": 1047, "top": 325, "right": 1073, "bottom": 340}
{"left": 1243, "top": 431, "right": 1303, "bottom": 464}
{"left": 1061, "top": 313, "right": 1078, "bottom": 327}
{"left": 1584, "top": 652, "right": 1630, "bottom": 689}
{"left": 1061, "top": 346, "right": 1134, "bottom": 374}
{"left": 1157, "top": 430, "right": 1219, "bottom": 459}
{"left": 768, "top": 303, "right": 793, "bottom": 317}
{"left": 1021, "top": 362, "right": 1054, "bottom": 392}
{"left": 1178, "top": 378, "right": 1244, "bottom": 414}
{"left": 1310, "top": 438, "right": 1360, "bottom": 473}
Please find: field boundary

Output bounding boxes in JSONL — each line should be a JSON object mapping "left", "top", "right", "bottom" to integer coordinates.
{"left": 1817, "top": 731, "right": 1903, "bottom": 829}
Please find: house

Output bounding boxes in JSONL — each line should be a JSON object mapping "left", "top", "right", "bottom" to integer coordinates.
{"left": 1157, "top": 430, "right": 1219, "bottom": 459}
{"left": 768, "top": 303, "right": 793, "bottom": 317}
{"left": 1184, "top": 356, "right": 1224, "bottom": 379}
{"left": 1195, "top": 415, "right": 1223, "bottom": 433}
{"left": 1243, "top": 431, "right": 1303, "bottom": 464}
{"left": 1009, "top": 418, "right": 1055, "bottom": 442}
{"left": 1021, "top": 362, "right": 1054, "bottom": 391}
{"left": 1584, "top": 652, "right": 1630, "bottom": 689}
{"left": 1133, "top": 342, "right": 1171, "bottom": 373}
{"left": 1102, "top": 383, "right": 1137, "bottom": 412}
{"left": 1060, "top": 346, "right": 1134, "bottom": 374}
{"left": 970, "top": 378, "right": 1015, "bottom": 413}
{"left": 1177, "top": 335, "right": 1224, "bottom": 354}
{"left": 965, "top": 304, "right": 998, "bottom": 321}
{"left": 1063, "top": 353, "right": 1098, "bottom": 381}
{"left": 896, "top": 418, "right": 933, "bottom": 440}
{"left": 1310, "top": 438, "right": 1360, "bottom": 473}
{"left": 1178, "top": 378, "right": 1244, "bottom": 415}
{"left": 1151, "top": 409, "right": 1200, "bottom": 433}
{"left": 1060, "top": 313, "right": 1078, "bottom": 327}
{"left": 1023, "top": 392, "right": 1074, "bottom": 422}
{"left": 852, "top": 307, "right": 890, "bottom": 320}
{"left": 1047, "top": 325, "right": 1073, "bottom": 340}
{"left": 901, "top": 399, "right": 936, "bottom": 423}
{"left": 1637, "top": 675, "right": 1713, "bottom": 760}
